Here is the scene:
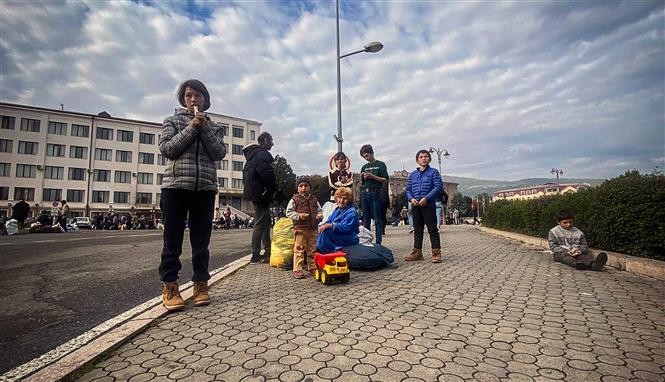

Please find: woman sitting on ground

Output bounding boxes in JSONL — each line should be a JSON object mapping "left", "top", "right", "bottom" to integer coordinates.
{"left": 316, "top": 187, "right": 359, "bottom": 253}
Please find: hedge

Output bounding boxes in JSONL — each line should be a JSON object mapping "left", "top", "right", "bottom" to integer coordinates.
{"left": 482, "top": 171, "right": 665, "bottom": 260}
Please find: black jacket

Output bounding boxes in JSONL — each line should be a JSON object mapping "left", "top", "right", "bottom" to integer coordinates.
{"left": 242, "top": 144, "right": 276, "bottom": 205}
{"left": 11, "top": 200, "right": 30, "bottom": 223}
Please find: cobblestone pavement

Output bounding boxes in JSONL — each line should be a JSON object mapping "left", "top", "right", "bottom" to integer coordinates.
{"left": 75, "top": 226, "right": 665, "bottom": 382}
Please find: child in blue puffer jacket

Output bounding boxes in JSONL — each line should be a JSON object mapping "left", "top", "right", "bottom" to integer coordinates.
{"left": 405, "top": 150, "right": 443, "bottom": 263}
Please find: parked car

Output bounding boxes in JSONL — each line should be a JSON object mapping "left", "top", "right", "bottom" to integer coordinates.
{"left": 74, "top": 216, "right": 91, "bottom": 229}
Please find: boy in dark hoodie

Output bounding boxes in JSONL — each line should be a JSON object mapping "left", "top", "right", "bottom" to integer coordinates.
{"left": 243, "top": 132, "right": 277, "bottom": 264}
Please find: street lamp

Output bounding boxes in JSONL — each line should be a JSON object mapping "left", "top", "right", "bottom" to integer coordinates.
{"left": 551, "top": 168, "right": 564, "bottom": 183}
{"left": 335, "top": 0, "right": 383, "bottom": 152}
{"left": 429, "top": 147, "right": 450, "bottom": 225}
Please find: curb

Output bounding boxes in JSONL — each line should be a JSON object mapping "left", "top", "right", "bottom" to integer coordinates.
{"left": 477, "top": 226, "right": 665, "bottom": 280}
{"left": 15, "top": 255, "right": 251, "bottom": 382}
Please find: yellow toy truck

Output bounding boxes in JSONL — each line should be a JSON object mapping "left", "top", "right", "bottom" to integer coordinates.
{"left": 313, "top": 251, "right": 350, "bottom": 285}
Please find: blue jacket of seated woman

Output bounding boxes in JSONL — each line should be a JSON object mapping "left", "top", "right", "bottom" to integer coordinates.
{"left": 316, "top": 204, "right": 360, "bottom": 253}
{"left": 406, "top": 165, "right": 443, "bottom": 203}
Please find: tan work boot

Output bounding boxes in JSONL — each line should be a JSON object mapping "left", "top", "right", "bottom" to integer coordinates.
{"left": 432, "top": 248, "right": 442, "bottom": 263}
{"left": 405, "top": 248, "right": 423, "bottom": 261}
{"left": 162, "top": 282, "right": 185, "bottom": 311}
{"left": 192, "top": 281, "right": 210, "bottom": 306}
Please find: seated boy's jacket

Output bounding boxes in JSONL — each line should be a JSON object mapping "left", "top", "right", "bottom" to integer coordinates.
{"left": 548, "top": 225, "right": 589, "bottom": 255}
{"left": 286, "top": 194, "right": 321, "bottom": 231}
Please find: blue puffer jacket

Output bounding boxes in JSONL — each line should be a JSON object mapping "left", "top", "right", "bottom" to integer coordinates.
{"left": 406, "top": 166, "right": 443, "bottom": 203}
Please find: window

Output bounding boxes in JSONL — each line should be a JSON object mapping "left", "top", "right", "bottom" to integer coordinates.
{"left": 232, "top": 178, "right": 243, "bottom": 189}
{"left": 232, "top": 161, "right": 243, "bottom": 171}
{"left": 139, "top": 132, "right": 155, "bottom": 144}
{"left": 232, "top": 127, "right": 243, "bottom": 138}
{"left": 232, "top": 144, "right": 243, "bottom": 155}
{"left": 20, "top": 118, "right": 40, "bottom": 132}
{"left": 71, "top": 124, "right": 90, "bottom": 137}
{"left": 218, "top": 177, "right": 227, "bottom": 187}
{"left": 1, "top": 116, "right": 15, "bottom": 130}
{"left": 96, "top": 127, "right": 113, "bottom": 140}
{"left": 46, "top": 143, "right": 66, "bottom": 157}
{"left": 67, "top": 189, "right": 85, "bottom": 202}
{"left": 116, "top": 150, "right": 132, "bottom": 163}
{"left": 68, "top": 167, "right": 86, "bottom": 181}
{"left": 69, "top": 146, "right": 87, "bottom": 159}
{"left": 0, "top": 163, "right": 10, "bottom": 177}
{"left": 157, "top": 154, "right": 167, "bottom": 165}
{"left": 220, "top": 160, "right": 228, "bottom": 170}
{"left": 114, "top": 191, "right": 129, "bottom": 204}
{"left": 136, "top": 192, "right": 152, "bottom": 204}
{"left": 220, "top": 124, "right": 229, "bottom": 136}
{"left": 16, "top": 164, "right": 37, "bottom": 178}
{"left": 0, "top": 186, "right": 8, "bottom": 200}
{"left": 0, "top": 139, "right": 12, "bottom": 153}
{"left": 156, "top": 173, "right": 164, "bottom": 184}
{"left": 18, "top": 141, "right": 38, "bottom": 155}
{"left": 137, "top": 172, "right": 153, "bottom": 184}
{"left": 94, "top": 148, "right": 112, "bottom": 161}
{"left": 156, "top": 193, "right": 161, "bottom": 205}
{"left": 114, "top": 170, "right": 131, "bottom": 183}
{"left": 92, "top": 190, "right": 109, "bottom": 203}
{"left": 250, "top": 130, "right": 256, "bottom": 140}
{"left": 44, "top": 166, "right": 64, "bottom": 179}
{"left": 42, "top": 188, "right": 62, "bottom": 202}
{"left": 117, "top": 130, "right": 133, "bottom": 142}
{"left": 138, "top": 152, "right": 154, "bottom": 165}
{"left": 48, "top": 121, "right": 67, "bottom": 135}
{"left": 15, "top": 187, "right": 35, "bottom": 201}
{"left": 94, "top": 169, "right": 111, "bottom": 182}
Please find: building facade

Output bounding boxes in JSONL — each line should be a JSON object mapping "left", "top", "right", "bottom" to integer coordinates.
{"left": 493, "top": 182, "right": 591, "bottom": 201}
{"left": 0, "top": 102, "right": 261, "bottom": 219}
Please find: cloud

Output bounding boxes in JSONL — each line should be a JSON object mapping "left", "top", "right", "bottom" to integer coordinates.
{"left": 1, "top": 0, "right": 663, "bottom": 182}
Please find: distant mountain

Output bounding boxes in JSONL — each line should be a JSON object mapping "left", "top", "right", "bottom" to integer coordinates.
{"left": 443, "top": 175, "right": 606, "bottom": 197}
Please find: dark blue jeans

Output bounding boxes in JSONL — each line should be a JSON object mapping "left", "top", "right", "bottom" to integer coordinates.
{"left": 360, "top": 190, "right": 383, "bottom": 244}
{"left": 159, "top": 188, "right": 215, "bottom": 283}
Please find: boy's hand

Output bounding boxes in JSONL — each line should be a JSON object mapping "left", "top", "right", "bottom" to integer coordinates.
{"left": 299, "top": 213, "right": 309, "bottom": 220}
{"left": 316, "top": 212, "right": 323, "bottom": 221}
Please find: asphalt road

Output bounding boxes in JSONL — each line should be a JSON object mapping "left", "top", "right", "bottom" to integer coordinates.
{"left": 0, "top": 228, "right": 254, "bottom": 374}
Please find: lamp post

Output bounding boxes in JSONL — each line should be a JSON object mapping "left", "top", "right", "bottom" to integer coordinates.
{"left": 335, "top": 0, "right": 383, "bottom": 152}
{"left": 429, "top": 147, "right": 450, "bottom": 225}
{"left": 551, "top": 168, "right": 564, "bottom": 183}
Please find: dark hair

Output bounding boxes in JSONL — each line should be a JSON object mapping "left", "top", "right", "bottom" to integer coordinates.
{"left": 258, "top": 132, "right": 273, "bottom": 146}
{"left": 296, "top": 175, "right": 311, "bottom": 188}
{"left": 176, "top": 79, "right": 211, "bottom": 111}
{"left": 333, "top": 152, "right": 347, "bottom": 161}
{"left": 359, "top": 144, "right": 374, "bottom": 156}
{"left": 415, "top": 150, "right": 431, "bottom": 160}
{"left": 557, "top": 210, "right": 575, "bottom": 222}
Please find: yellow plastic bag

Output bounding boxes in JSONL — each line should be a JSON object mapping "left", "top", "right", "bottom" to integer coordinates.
{"left": 270, "top": 217, "right": 294, "bottom": 269}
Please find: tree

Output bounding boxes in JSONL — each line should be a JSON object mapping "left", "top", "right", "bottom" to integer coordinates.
{"left": 273, "top": 155, "right": 296, "bottom": 209}
{"left": 310, "top": 175, "right": 331, "bottom": 205}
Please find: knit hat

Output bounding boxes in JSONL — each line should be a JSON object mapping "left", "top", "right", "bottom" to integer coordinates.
{"left": 296, "top": 175, "right": 311, "bottom": 187}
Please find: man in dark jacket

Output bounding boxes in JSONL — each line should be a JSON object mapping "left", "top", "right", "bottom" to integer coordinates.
{"left": 243, "top": 132, "right": 277, "bottom": 264}
{"left": 11, "top": 199, "right": 30, "bottom": 226}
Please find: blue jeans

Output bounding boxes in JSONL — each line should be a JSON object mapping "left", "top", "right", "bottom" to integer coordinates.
{"left": 360, "top": 190, "right": 383, "bottom": 244}
{"left": 435, "top": 200, "right": 443, "bottom": 226}
{"left": 159, "top": 189, "right": 215, "bottom": 283}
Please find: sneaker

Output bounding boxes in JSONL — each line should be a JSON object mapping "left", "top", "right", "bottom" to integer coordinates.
{"left": 293, "top": 270, "right": 305, "bottom": 279}
{"left": 261, "top": 255, "right": 271, "bottom": 264}
{"left": 192, "top": 281, "right": 210, "bottom": 306}
{"left": 250, "top": 256, "right": 260, "bottom": 265}
{"left": 162, "top": 282, "right": 185, "bottom": 311}
{"left": 574, "top": 262, "right": 588, "bottom": 270}
{"left": 591, "top": 252, "right": 608, "bottom": 271}
{"left": 408, "top": 228, "right": 414, "bottom": 234}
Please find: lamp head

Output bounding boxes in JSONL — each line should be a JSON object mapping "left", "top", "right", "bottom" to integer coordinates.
{"left": 443, "top": 150, "right": 450, "bottom": 157}
{"left": 365, "top": 41, "right": 383, "bottom": 53}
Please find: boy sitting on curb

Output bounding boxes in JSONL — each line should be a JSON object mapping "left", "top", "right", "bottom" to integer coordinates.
{"left": 548, "top": 210, "right": 607, "bottom": 271}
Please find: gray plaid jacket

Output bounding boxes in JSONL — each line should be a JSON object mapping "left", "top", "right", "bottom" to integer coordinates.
{"left": 159, "top": 108, "right": 226, "bottom": 191}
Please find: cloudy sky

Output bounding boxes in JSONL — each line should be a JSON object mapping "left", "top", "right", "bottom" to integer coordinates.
{"left": 1, "top": 0, "right": 663, "bottom": 181}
